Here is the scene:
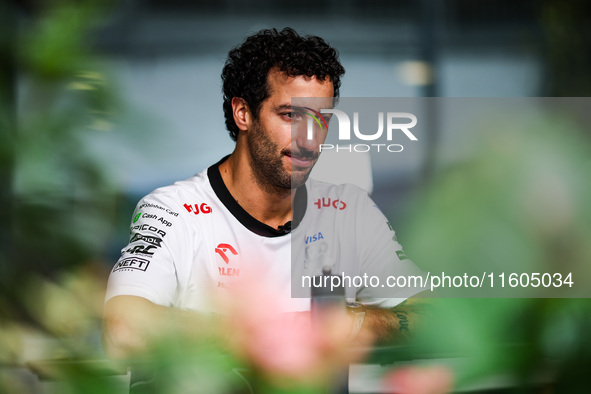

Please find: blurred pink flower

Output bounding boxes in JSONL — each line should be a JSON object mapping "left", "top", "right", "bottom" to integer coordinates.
{"left": 383, "top": 365, "right": 454, "bottom": 394}
{"left": 215, "top": 270, "right": 371, "bottom": 382}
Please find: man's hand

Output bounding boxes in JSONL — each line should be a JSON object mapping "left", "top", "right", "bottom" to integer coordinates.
{"left": 102, "top": 295, "right": 213, "bottom": 359}
{"left": 357, "top": 294, "right": 431, "bottom": 344}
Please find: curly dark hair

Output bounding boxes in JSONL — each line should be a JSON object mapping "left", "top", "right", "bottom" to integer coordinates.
{"left": 221, "top": 27, "right": 345, "bottom": 141}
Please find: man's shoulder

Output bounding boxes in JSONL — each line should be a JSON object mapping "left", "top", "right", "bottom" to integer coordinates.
{"left": 136, "top": 167, "right": 213, "bottom": 212}
{"left": 147, "top": 168, "right": 210, "bottom": 198}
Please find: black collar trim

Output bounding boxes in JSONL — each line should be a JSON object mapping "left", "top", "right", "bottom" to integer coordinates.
{"left": 207, "top": 156, "right": 307, "bottom": 237}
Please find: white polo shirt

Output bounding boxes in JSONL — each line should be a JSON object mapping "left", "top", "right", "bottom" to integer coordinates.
{"left": 106, "top": 157, "right": 424, "bottom": 313}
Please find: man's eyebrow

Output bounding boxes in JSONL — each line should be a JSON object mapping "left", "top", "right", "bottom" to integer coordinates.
{"left": 273, "top": 104, "right": 295, "bottom": 112}
{"left": 273, "top": 104, "right": 334, "bottom": 115}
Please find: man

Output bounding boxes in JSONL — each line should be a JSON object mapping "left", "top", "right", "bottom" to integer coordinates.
{"left": 103, "top": 28, "right": 425, "bottom": 359}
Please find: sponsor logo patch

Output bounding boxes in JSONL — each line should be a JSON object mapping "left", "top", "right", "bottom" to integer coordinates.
{"left": 125, "top": 245, "right": 157, "bottom": 256}
{"left": 215, "top": 243, "right": 238, "bottom": 264}
{"left": 218, "top": 267, "right": 240, "bottom": 277}
{"left": 396, "top": 250, "right": 409, "bottom": 261}
{"left": 184, "top": 203, "right": 212, "bottom": 215}
{"left": 305, "top": 232, "right": 324, "bottom": 244}
{"left": 138, "top": 203, "right": 179, "bottom": 216}
{"left": 129, "top": 224, "right": 166, "bottom": 238}
{"left": 113, "top": 257, "right": 150, "bottom": 272}
{"left": 142, "top": 213, "right": 172, "bottom": 227}
{"left": 130, "top": 233, "right": 163, "bottom": 247}
{"left": 313, "top": 198, "right": 347, "bottom": 210}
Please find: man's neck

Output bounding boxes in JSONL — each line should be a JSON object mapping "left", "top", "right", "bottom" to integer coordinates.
{"left": 219, "top": 152, "right": 295, "bottom": 230}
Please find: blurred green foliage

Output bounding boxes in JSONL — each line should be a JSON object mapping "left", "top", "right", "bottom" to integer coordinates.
{"left": 0, "top": 1, "right": 129, "bottom": 392}
{"left": 409, "top": 113, "right": 591, "bottom": 285}
{"left": 404, "top": 108, "right": 591, "bottom": 392}
{"left": 1, "top": 0, "right": 119, "bottom": 300}
{"left": 1, "top": 1, "right": 591, "bottom": 393}
{"left": 539, "top": 0, "right": 591, "bottom": 96}
{"left": 0, "top": 0, "right": 121, "bottom": 359}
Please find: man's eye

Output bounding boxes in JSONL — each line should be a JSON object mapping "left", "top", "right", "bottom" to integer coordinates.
{"left": 284, "top": 112, "right": 303, "bottom": 120}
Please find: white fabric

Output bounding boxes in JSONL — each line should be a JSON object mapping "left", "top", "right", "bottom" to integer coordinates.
{"left": 105, "top": 162, "right": 424, "bottom": 313}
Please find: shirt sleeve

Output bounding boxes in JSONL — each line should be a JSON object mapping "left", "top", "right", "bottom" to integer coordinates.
{"left": 353, "top": 189, "right": 427, "bottom": 307}
{"left": 104, "top": 192, "right": 190, "bottom": 307}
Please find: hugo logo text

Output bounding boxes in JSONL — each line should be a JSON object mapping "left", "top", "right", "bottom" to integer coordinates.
{"left": 314, "top": 198, "right": 346, "bottom": 210}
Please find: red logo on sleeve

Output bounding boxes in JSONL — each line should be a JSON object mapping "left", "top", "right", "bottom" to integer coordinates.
{"left": 184, "top": 203, "right": 212, "bottom": 215}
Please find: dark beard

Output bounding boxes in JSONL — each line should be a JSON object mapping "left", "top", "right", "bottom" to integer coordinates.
{"left": 247, "top": 121, "right": 314, "bottom": 196}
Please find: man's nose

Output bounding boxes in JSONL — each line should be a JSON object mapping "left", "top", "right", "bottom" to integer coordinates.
{"left": 294, "top": 118, "right": 323, "bottom": 151}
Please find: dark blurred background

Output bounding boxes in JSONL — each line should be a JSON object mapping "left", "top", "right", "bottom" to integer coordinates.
{"left": 99, "top": 0, "right": 589, "bottom": 257}
{"left": 1, "top": 0, "right": 591, "bottom": 392}
{"left": 5, "top": 0, "right": 591, "bottom": 235}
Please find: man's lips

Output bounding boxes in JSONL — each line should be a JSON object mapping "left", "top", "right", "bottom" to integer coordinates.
{"left": 285, "top": 152, "right": 317, "bottom": 167}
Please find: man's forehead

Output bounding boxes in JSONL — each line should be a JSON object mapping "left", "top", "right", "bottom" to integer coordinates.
{"left": 267, "top": 70, "right": 333, "bottom": 91}
{"left": 289, "top": 96, "right": 335, "bottom": 111}
{"left": 261, "top": 70, "right": 335, "bottom": 113}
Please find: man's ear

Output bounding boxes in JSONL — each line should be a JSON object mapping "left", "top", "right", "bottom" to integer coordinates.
{"left": 231, "top": 97, "right": 251, "bottom": 132}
